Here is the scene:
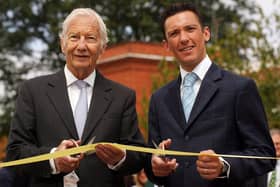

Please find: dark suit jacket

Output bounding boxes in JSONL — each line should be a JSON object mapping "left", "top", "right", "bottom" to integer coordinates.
{"left": 145, "top": 63, "right": 275, "bottom": 187}
{"left": 0, "top": 167, "right": 29, "bottom": 187}
{"left": 0, "top": 168, "right": 14, "bottom": 187}
{"left": 7, "top": 70, "right": 145, "bottom": 187}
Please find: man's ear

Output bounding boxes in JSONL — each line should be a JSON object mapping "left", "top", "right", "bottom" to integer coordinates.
{"left": 60, "top": 38, "right": 65, "bottom": 54}
{"left": 203, "top": 26, "right": 211, "bottom": 42}
{"left": 96, "top": 44, "right": 106, "bottom": 64}
{"left": 101, "top": 43, "right": 107, "bottom": 54}
{"left": 162, "top": 40, "right": 169, "bottom": 51}
{"left": 97, "top": 44, "right": 107, "bottom": 62}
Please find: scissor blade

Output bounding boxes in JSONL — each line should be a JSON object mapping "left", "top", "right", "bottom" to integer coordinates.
{"left": 152, "top": 140, "right": 159, "bottom": 149}
{"left": 152, "top": 140, "right": 166, "bottom": 158}
{"left": 87, "top": 136, "right": 96, "bottom": 145}
{"left": 85, "top": 136, "right": 96, "bottom": 156}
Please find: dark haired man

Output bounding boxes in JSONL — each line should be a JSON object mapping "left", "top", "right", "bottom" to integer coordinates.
{"left": 145, "top": 2, "right": 275, "bottom": 187}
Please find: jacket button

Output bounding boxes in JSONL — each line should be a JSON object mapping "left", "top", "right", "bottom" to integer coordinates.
{"left": 184, "top": 135, "right": 189, "bottom": 141}
{"left": 185, "top": 162, "right": 190, "bottom": 167}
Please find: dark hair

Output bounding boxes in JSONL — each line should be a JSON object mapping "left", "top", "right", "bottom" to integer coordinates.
{"left": 160, "top": 2, "right": 204, "bottom": 38}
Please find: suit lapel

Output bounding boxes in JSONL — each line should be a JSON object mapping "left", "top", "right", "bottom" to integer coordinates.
{"left": 165, "top": 77, "right": 187, "bottom": 130}
{"left": 187, "top": 64, "right": 221, "bottom": 128}
{"left": 46, "top": 71, "right": 78, "bottom": 139}
{"left": 82, "top": 72, "right": 113, "bottom": 143}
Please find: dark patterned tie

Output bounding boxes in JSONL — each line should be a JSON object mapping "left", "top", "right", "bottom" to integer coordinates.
{"left": 269, "top": 170, "right": 276, "bottom": 187}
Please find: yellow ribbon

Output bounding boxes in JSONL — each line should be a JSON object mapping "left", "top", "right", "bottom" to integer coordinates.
{"left": 0, "top": 143, "right": 278, "bottom": 168}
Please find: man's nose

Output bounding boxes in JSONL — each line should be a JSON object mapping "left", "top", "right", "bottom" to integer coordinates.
{"left": 77, "top": 37, "right": 87, "bottom": 50}
{"left": 180, "top": 31, "right": 190, "bottom": 43}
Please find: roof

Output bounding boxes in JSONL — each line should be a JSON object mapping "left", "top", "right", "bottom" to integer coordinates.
{"left": 98, "top": 41, "right": 174, "bottom": 64}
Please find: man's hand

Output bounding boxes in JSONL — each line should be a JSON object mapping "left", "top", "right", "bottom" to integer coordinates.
{"left": 151, "top": 139, "right": 178, "bottom": 177}
{"left": 151, "top": 155, "right": 177, "bottom": 177}
{"left": 54, "top": 139, "right": 84, "bottom": 173}
{"left": 95, "top": 144, "right": 125, "bottom": 166}
{"left": 196, "top": 149, "right": 223, "bottom": 180}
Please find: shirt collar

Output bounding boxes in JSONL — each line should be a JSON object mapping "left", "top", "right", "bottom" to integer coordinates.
{"left": 180, "top": 55, "right": 212, "bottom": 82}
{"left": 64, "top": 65, "right": 96, "bottom": 87}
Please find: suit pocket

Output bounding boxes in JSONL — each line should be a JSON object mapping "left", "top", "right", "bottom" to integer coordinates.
{"left": 102, "top": 113, "right": 121, "bottom": 120}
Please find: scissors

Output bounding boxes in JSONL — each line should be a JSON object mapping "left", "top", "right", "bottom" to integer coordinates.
{"left": 70, "top": 136, "right": 96, "bottom": 157}
{"left": 152, "top": 140, "right": 166, "bottom": 159}
{"left": 152, "top": 140, "right": 177, "bottom": 173}
{"left": 84, "top": 136, "right": 96, "bottom": 156}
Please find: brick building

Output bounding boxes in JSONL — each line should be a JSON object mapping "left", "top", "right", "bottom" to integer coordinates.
{"left": 97, "top": 41, "right": 174, "bottom": 138}
{"left": 97, "top": 41, "right": 174, "bottom": 115}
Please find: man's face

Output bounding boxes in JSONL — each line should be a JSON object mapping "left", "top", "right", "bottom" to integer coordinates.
{"left": 60, "top": 15, "right": 104, "bottom": 78}
{"left": 272, "top": 134, "right": 280, "bottom": 157}
{"left": 163, "top": 11, "right": 210, "bottom": 72}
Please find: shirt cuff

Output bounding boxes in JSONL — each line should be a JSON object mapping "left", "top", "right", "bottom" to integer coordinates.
{"left": 49, "top": 148, "right": 60, "bottom": 174}
{"left": 217, "top": 157, "right": 230, "bottom": 178}
{"left": 107, "top": 150, "right": 126, "bottom": 170}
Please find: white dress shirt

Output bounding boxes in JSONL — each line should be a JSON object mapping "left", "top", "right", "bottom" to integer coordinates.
{"left": 50, "top": 66, "right": 125, "bottom": 175}
{"left": 180, "top": 55, "right": 212, "bottom": 98}
{"left": 64, "top": 65, "right": 95, "bottom": 111}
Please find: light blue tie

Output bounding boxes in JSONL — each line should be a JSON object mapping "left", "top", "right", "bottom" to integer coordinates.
{"left": 74, "top": 80, "right": 88, "bottom": 138}
{"left": 182, "top": 72, "right": 198, "bottom": 122}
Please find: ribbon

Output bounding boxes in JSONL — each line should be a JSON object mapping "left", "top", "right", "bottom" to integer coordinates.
{"left": 0, "top": 143, "right": 278, "bottom": 168}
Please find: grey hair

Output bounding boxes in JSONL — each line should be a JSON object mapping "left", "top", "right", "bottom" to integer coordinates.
{"left": 59, "top": 8, "right": 109, "bottom": 48}
{"left": 270, "top": 128, "right": 280, "bottom": 136}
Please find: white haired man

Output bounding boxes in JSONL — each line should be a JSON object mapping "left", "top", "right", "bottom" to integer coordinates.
{"left": 7, "top": 8, "right": 145, "bottom": 187}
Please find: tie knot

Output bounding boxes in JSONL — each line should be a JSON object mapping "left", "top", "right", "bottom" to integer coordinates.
{"left": 183, "top": 72, "right": 198, "bottom": 87}
{"left": 75, "top": 80, "right": 88, "bottom": 89}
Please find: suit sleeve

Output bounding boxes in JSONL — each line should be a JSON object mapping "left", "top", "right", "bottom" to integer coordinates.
{"left": 144, "top": 94, "right": 167, "bottom": 185}
{"left": 7, "top": 81, "right": 53, "bottom": 178}
{"left": 226, "top": 79, "right": 275, "bottom": 182}
{"left": 115, "top": 90, "right": 146, "bottom": 175}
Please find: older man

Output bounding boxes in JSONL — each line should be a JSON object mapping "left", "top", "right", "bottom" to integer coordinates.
{"left": 7, "top": 8, "right": 145, "bottom": 187}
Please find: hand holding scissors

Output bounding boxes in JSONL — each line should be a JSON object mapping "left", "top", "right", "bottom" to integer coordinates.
{"left": 152, "top": 140, "right": 168, "bottom": 160}
{"left": 69, "top": 136, "right": 96, "bottom": 157}
{"left": 151, "top": 139, "right": 178, "bottom": 177}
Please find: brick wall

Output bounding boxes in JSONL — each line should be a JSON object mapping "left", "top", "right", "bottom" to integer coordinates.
{"left": 97, "top": 41, "right": 174, "bottom": 114}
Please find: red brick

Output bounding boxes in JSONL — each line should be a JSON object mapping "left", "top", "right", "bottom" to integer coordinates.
{"left": 97, "top": 42, "right": 174, "bottom": 114}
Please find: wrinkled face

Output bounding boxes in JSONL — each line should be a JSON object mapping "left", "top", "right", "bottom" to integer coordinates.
{"left": 272, "top": 134, "right": 280, "bottom": 157}
{"left": 60, "top": 15, "right": 104, "bottom": 79}
{"left": 163, "top": 11, "right": 210, "bottom": 72}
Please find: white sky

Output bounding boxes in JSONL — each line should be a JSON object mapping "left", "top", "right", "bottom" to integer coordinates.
{"left": 254, "top": 0, "right": 276, "bottom": 15}
{"left": 254, "top": 0, "right": 279, "bottom": 49}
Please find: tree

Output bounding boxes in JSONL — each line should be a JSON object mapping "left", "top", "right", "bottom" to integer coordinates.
{"left": 207, "top": 4, "right": 280, "bottom": 128}
{"left": 250, "top": 4, "right": 280, "bottom": 128}
{"left": 0, "top": 0, "right": 277, "bottom": 136}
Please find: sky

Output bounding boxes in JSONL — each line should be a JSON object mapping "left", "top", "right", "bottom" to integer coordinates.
{"left": 255, "top": 0, "right": 275, "bottom": 15}
{"left": 254, "top": 0, "right": 279, "bottom": 49}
